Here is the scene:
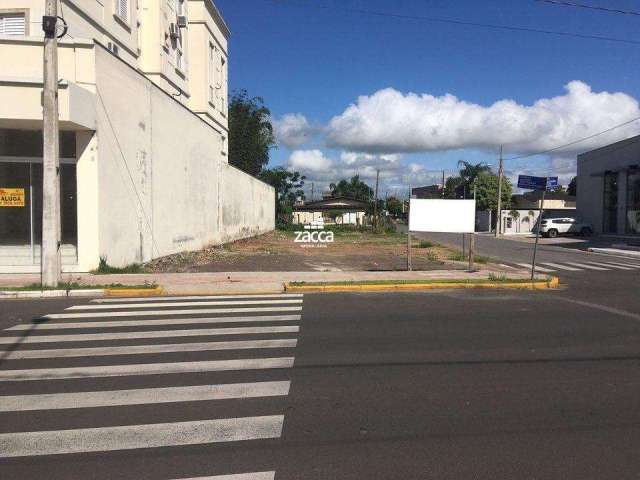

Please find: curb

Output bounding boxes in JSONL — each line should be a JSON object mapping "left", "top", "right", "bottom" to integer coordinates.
{"left": 0, "top": 289, "right": 105, "bottom": 299}
{"left": 285, "top": 277, "right": 559, "bottom": 293}
{"left": 104, "top": 287, "right": 164, "bottom": 297}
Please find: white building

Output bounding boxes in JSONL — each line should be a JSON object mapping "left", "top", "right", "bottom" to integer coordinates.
{"left": 0, "top": 1, "right": 275, "bottom": 273}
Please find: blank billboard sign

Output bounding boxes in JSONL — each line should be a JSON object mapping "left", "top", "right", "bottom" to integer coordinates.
{"left": 409, "top": 199, "right": 476, "bottom": 233}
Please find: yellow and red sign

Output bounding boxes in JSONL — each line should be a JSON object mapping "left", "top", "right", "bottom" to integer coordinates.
{"left": 0, "top": 188, "right": 25, "bottom": 207}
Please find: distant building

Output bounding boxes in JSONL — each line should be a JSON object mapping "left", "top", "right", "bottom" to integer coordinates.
{"left": 412, "top": 185, "right": 443, "bottom": 199}
{"left": 512, "top": 191, "right": 576, "bottom": 210}
{"left": 292, "top": 197, "right": 369, "bottom": 226}
{"left": 577, "top": 135, "right": 640, "bottom": 235}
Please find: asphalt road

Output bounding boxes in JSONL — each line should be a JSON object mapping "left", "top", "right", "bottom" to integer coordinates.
{"left": 1, "top": 259, "right": 640, "bottom": 478}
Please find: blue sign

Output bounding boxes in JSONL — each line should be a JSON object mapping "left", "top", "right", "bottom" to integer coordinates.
{"left": 517, "top": 175, "right": 559, "bottom": 191}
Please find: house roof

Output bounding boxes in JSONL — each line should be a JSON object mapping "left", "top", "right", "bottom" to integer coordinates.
{"left": 294, "top": 196, "right": 369, "bottom": 211}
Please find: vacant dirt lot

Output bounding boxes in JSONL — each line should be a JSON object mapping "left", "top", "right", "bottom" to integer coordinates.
{"left": 145, "top": 228, "right": 475, "bottom": 273}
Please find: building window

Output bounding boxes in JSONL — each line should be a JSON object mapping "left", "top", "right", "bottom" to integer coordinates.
{"left": 220, "top": 57, "right": 226, "bottom": 113}
{"left": 176, "top": 48, "right": 183, "bottom": 71}
{"left": 0, "top": 13, "right": 26, "bottom": 36}
{"left": 627, "top": 169, "right": 640, "bottom": 234}
{"left": 115, "top": 0, "right": 129, "bottom": 23}
{"left": 603, "top": 171, "right": 618, "bottom": 234}
{"left": 209, "top": 42, "right": 216, "bottom": 105}
{"left": 176, "top": 0, "right": 184, "bottom": 16}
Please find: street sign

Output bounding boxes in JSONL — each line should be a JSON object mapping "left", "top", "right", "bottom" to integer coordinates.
{"left": 517, "top": 175, "right": 559, "bottom": 191}
{"left": 0, "top": 188, "right": 25, "bottom": 207}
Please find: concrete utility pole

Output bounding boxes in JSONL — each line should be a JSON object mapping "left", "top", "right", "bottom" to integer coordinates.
{"left": 469, "top": 181, "right": 477, "bottom": 271}
{"left": 442, "top": 170, "right": 445, "bottom": 198}
{"left": 310, "top": 182, "right": 314, "bottom": 202}
{"left": 495, "top": 145, "right": 504, "bottom": 237}
{"left": 407, "top": 183, "right": 412, "bottom": 271}
{"left": 42, "top": 1, "right": 61, "bottom": 287}
{"left": 373, "top": 169, "right": 380, "bottom": 231}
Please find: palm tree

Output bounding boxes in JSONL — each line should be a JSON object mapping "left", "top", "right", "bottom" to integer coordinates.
{"left": 509, "top": 209, "right": 521, "bottom": 233}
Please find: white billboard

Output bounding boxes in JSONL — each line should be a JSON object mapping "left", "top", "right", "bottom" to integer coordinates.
{"left": 409, "top": 199, "right": 476, "bottom": 233}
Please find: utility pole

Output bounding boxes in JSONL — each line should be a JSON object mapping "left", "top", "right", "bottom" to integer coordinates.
{"left": 442, "top": 170, "right": 445, "bottom": 198}
{"left": 373, "top": 169, "right": 380, "bottom": 231}
{"left": 42, "top": 2, "right": 61, "bottom": 287}
{"left": 407, "top": 183, "right": 412, "bottom": 271}
{"left": 495, "top": 145, "right": 504, "bottom": 237}
{"left": 469, "top": 181, "right": 477, "bottom": 271}
{"left": 310, "top": 182, "right": 314, "bottom": 202}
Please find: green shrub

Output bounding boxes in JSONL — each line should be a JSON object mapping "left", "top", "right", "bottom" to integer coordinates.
{"left": 93, "top": 257, "right": 144, "bottom": 274}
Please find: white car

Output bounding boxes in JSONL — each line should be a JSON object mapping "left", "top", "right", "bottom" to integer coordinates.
{"left": 536, "top": 217, "right": 593, "bottom": 238}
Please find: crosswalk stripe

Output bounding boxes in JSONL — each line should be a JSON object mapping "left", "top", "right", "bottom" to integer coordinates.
{"left": 596, "top": 260, "right": 640, "bottom": 269}
{"left": 0, "top": 415, "right": 284, "bottom": 458}
{"left": 173, "top": 473, "right": 275, "bottom": 480}
{"left": 585, "top": 261, "right": 635, "bottom": 270}
{"left": 7, "top": 314, "right": 302, "bottom": 331}
{"left": 514, "top": 263, "right": 555, "bottom": 272}
{"left": 67, "top": 299, "right": 304, "bottom": 311}
{"left": 94, "top": 294, "right": 302, "bottom": 303}
{"left": 538, "top": 262, "right": 582, "bottom": 271}
{"left": 0, "top": 381, "right": 291, "bottom": 412}
{"left": 0, "top": 357, "right": 295, "bottom": 382}
{"left": 2, "top": 339, "right": 298, "bottom": 360}
{"left": 564, "top": 261, "right": 610, "bottom": 271}
{"left": 42, "top": 306, "right": 302, "bottom": 320}
{"left": 0, "top": 326, "right": 299, "bottom": 345}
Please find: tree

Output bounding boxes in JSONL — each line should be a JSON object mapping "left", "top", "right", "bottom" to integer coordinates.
{"left": 444, "top": 176, "right": 465, "bottom": 199}
{"left": 385, "top": 196, "right": 403, "bottom": 217}
{"left": 329, "top": 175, "right": 373, "bottom": 201}
{"left": 509, "top": 209, "right": 521, "bottom": 233}
{"left": 228, "top": 90, "right": 276, "bottom": 176}
{"left": 259, "top": 167, "right": 305, "bottom": 216}
{"left": 568, "top": 176, "right": 577, "bottom": 196}
{"left": 458, "top": 160, "right": 492, "bottom": 192}
{"left": 475, "top": 171, "right": 512, "bottom": 213}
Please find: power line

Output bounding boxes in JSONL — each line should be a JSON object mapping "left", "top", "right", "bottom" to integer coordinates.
{"left": 270, "top": 0, "right": 640, "bottom": 46}
{"left": 536, "top": 0, "right": 640, "bottom": 17}
{"left": 505, "top": 116, "right": 640, "bottom": 161}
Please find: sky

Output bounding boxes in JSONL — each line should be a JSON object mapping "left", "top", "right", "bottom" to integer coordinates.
{"left": 215, "top": 0, "right": 640, "bottom": 198}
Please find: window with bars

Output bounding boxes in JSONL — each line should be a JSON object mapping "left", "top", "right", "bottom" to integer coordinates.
{"left": 0, "top": 13, "right": 26, "bottom": 36}
{"left": 115, "top": 0, "right": 128, "bottom": 23}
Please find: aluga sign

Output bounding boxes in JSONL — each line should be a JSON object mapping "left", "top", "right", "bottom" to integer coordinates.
{"left": 294, "top": 219, "right": 335, "bottom": 246}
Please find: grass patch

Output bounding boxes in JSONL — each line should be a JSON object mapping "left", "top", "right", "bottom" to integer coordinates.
{"left": 289, "top": 277, "right": 543, "bottom": 287}
{"left": 1, "top": 282, "right": 158, "bottom": 291}
{"left": 92, "top": 257, "right": 145, "bottom": 275}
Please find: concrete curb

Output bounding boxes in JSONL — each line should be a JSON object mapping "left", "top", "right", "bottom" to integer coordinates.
{"left": 285, "top": 277, "right": 559, "bottom": 293}
{"left": 104, "top": 287, "right": 164, "bottom": 297}
{"left": 0, "top": 287, "right": 163, "bottom": 299}
{"left": 0, "top": 289, "right": 105, "bottom": 299}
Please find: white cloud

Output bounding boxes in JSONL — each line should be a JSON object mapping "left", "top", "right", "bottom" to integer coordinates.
{"left": 273, "top": 114, "right": 314, "bottom": 149}
{"left": 288, "top": 149, "right": 334, "bottom": 172}
{"left": 326, "top": 81, "right": 640, "bottom": 155}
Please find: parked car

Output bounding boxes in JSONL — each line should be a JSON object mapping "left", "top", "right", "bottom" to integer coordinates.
{"left": 534, "top": 217, "right": 593, "bottom": 238}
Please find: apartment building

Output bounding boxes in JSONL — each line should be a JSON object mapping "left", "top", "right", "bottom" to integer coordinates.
{"left": 0, "top": 1, "right": 275, "bottom": 273}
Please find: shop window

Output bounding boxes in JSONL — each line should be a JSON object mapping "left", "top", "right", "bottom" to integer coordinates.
{"left": 627, "top": 169, "right": 640, "bottom": 234}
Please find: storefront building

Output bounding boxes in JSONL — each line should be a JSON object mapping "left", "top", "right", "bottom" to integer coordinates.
{"left": 577, "top": 135, "right": 640, "bottom": 236}
{"left": 0, "top": 1, "right": 275, "bottom": 273}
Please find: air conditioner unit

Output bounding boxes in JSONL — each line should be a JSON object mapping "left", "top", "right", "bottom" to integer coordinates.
{"left": 169, "top": 23, "right": 179, "bottom": 39}
{"left": 177, "top": 16, "right": 188, "bottom": 28}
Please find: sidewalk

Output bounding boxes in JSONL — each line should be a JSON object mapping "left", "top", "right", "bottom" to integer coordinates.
{"left": 0, "top": 269, "right": 533, "bottom": 295}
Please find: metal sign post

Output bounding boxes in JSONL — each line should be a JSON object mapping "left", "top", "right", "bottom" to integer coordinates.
{"left": 518, "top": 175, "right": 557, "bottom": 281}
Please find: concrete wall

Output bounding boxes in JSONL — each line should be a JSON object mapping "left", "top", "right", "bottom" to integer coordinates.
{"left": 577, "top": 135, "right": 640, "bottom": 234}
{"left": 92, "top": 46, "right": 273, "bottom": 269}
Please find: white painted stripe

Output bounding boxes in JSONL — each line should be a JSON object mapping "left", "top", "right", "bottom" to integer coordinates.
{"left": 0, "top": 357, "right": 295, "bottom": 381}
{"left": 515, "top": 263, "right": 555, "bottom": 273}
{"left": 0, "top": 381, "right": 291, "bottom": 412}
{"left": 94, "top": 294, "right": 302, "bottom": 303}
{"left": 0, "top": 326, "right": 299, "bottom": 345}
{"left": 539, "top": 262, "right": 582, "bottom": 271}
{"left": 564, "top": 261, "right": 610, "bottom": 271}
{"left": 596, "top": 260, "right": 640, "bottom": 269}
{"left": 172, "top": 473, "right": 275, "bottom": 480}
{"left": 67, "top": 299, "right": 303, "bottom": 311}
{"left": 7, "top": 315, "right": 302, "bottom": 331}
{"left": 43, "top": 306, "right": 302, "bottom": 319}
{"left": 586, "top": 261, "right": 635, "bottom": 270}
{"left": 3, "top": 339, "right": 298, "bottom": 360}
{"left": 0, "top": 415, "right": 284, "bottom": 458}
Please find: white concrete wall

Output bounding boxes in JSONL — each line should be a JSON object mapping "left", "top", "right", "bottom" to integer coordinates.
{"left": 92, "top": 46, "right": 273, "bottom": 269}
